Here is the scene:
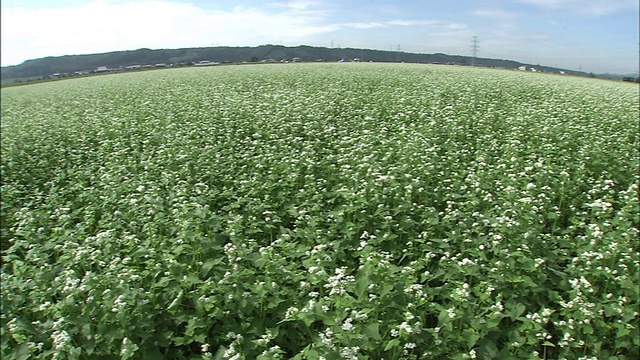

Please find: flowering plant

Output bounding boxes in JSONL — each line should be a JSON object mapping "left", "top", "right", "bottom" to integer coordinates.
{"left": 2, "top": 63, "right": 638, "bottom": 359}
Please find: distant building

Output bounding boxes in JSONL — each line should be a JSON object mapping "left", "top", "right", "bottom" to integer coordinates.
{"left": 194, "top": 61, "right": 219, "bottom": 66}
{"left": 95, "top": 66, "right": 109, "bottom": 72}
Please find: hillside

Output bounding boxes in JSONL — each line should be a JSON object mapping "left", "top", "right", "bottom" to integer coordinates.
{"left": 1, "top": 44, "right": 588, "bottom": 82}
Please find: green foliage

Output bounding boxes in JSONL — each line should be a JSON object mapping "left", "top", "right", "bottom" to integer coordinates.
{"left": 1, "top": 63, "right": 638, "bottom": 359}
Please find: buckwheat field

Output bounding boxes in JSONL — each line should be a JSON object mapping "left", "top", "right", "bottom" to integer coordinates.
{"left": 1, "top": 63, "right": 638, "bottom": 359}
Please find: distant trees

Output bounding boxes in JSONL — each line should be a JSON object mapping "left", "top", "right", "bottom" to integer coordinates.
{"left": 2, "top": 45, "right": 621, "bottom": 83}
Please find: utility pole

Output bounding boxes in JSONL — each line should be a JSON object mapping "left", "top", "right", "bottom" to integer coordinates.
{"left": 396, "top": 44, "right": 401, "bottom": 62}
{"left": 470, "top": 36, "right": 480, "bottom": 66}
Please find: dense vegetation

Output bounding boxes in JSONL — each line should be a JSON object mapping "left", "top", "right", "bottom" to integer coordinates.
{"left": 1, "top": 63, "right": 638, "bottom": 359}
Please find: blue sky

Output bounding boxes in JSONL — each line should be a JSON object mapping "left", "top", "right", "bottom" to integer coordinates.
{"left": 2, "top": 0, "right": 638, "bottom": 74}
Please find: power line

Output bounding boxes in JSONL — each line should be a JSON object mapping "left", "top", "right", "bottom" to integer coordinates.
{"left": 470, "top": 36, "right": 480, "bottom": 66}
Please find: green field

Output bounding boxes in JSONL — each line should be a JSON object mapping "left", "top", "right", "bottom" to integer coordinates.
{"left": 1, "top": 63, "right": 638, "bottom": 359}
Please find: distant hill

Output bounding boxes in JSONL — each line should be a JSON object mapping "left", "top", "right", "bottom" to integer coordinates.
{"left": 1, "top": 44, "right": 591, "bottom": 82}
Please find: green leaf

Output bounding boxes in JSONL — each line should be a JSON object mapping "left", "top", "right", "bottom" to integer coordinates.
{"left": 120, "top": 339, "right": 140, "bottom": 360}
{"left": 505, "top": 299, "right": 526, "bottom": 320}
{"left": 380, "top": 282, "right": 395, "bottom": 298}
{"left": 214, "top": 345, "right": 228, "bottom": 360}
{"left": 143, "top": 346, "right": 165, "bottom": 360}
{"left": 305, "top": 348, "right": 320, "bottom": 359}
{"left": 355, "top": 270, "right": 371, "bottom": 300}
{"left": 616, "top": 326, "right": 630, "bottom": 338}
{"left": 213, "top": 233, "right": 230, "bottom": 244}
{"left": 478, "top": 339, "right": 499, "bottom": 359}
{"left": 201, "top": 258, "right": 223, "bottom": 276}
{"left": 384, "top": 338, "right": 401, "bottom": 351}
{"left": 486, "top": 315, "right": 503, "bottom": 329}
{"left": 167, "top": 290, "right": 184, "bottom": 314}
{"left": 463, "top": 328, "right": 480, "bottom": 349}
{"left": 13, "top": 343, "right": 30, "bottom": 360}
{"left": 364, "top": 323, "right": 381, "bottom": 341}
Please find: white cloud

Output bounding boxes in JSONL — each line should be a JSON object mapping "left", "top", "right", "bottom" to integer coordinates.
{"left": 519, "top": 0, "right": 638, "bottom": 16}
{"left": 295, "top": 19, "right": 466, "bottom": 40}
{"left": 270, "top": 1, "right": 324, "bottom": 11}
{"left": 0, "top": 0, "right": 458, "bottom": 66}
{"left": 1, "top": 0, "right": 324, "bottom": 65}
{"left": 473, "top": 9, "right": 521, "bottom": 20}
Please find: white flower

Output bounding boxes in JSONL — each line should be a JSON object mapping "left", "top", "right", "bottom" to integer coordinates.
{"left": 342, "top": 318, "right": 355, "bottom": 331}
{"left": 285, "top": 306, "right": 299, "bottom": 318}
{"left": 319, "top": 328, "right": 335, "bottom": 349}
{"left": 339, "top": 346, "right": 360, "bottom": 360}
{"left": 351, "top": 310, "right": 368, "bottom": 320}
{"left": 324, "top": 267, "right": 355, "bottom": 296}
{"left": 447, "top": 308, "right": 456, "bottom": 319}
{"left": 457, "top": 258, "right": 475, "bottom": 266}
{"left": 111, "top": 294, "right": 127, "bottom": 313}
{"left": 404, "top": 311, "right": 415, "bottom": 320}
{"left": 51, "top": 330, "right": 71, "bottom": 351}
{"left": 398, "top": 321, "right": 413, "bottom": 334}
{"left": 403, "top": 342, "right": 417, "bottom": 355}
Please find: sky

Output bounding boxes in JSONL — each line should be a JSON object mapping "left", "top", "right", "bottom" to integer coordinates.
{"left": 1, "top": 0, "right": 638, "bottom": 74}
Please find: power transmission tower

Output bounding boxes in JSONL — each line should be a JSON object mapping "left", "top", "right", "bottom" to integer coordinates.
{"left": 470, "top": 36, "right": 480, "bottom": 66}
{"left": 396, "top": 44, "right": 401, "bottom": 62}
